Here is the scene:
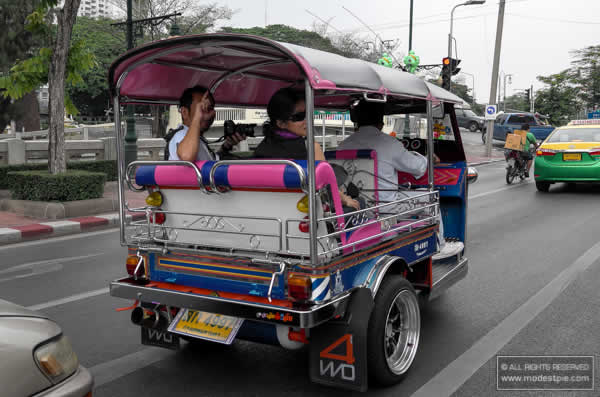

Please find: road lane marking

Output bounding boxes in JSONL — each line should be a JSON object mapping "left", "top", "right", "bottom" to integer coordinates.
{"left": 26, "top": 287, "right": 109, "bottom": 311}
{"left": 470, "top": 180, "right": 532, "bottom": 200}
{"left": 0, "top": 229, "right": 117, "bottom": 251}
{"left": 0, "top": 253, "right": 103, "bottom": 282}
{"left": 91, "top": 347, "right": 174, "bottom": 388}
{"left": 411, "top": 239, "right": 600, "bottom": 397}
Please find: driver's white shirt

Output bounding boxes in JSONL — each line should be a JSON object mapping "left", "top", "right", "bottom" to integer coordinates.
{"left": 168, "top": 124, "right": 216, "bottom": 161}
{"left": 337, "top": 126, "right": 428, "bottom": 203}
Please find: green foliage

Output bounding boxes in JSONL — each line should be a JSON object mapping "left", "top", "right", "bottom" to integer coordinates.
{"left": 534, "top": 70, "right": 579, "bottom": 126}
{"left": 7, "top": 170, "right": 106, "bottom": 201}
{"left": 220, "top": 25, "right": 344, "bottom": 55}
{"left": 68, "top": 17, "right": 125, "bottom": 116}
{"left": 0, "top": 1, "right": 96, "bottom": 115}
{"left": 0, "top": 160, "right": 117, "bottom": 189}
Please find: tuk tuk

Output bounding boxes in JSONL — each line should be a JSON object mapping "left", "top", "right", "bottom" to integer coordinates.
{"left": 108, "top": 33, "right": 477, "bottom": 391}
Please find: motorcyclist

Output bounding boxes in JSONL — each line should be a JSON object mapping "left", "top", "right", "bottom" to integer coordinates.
{"left": 520, "top": 123, "right": 538, "bottom": 177}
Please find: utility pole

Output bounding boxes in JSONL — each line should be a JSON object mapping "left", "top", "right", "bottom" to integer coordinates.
{"left": 530, "top": 84, "right": 534, "bottom": 112}
{"left": 404, "top": 0, "right": 414, "bottom": 135}
{"left": 485, "top": 0, "right": 506, "bottom": 157}
{"left": 124, "top": 0, "right": 136, "bottom": 167}
{"left": 112, "top": 3, "right": 181, "bottom": 166}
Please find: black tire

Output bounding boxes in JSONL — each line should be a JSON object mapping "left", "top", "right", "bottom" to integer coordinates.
{"left": 536, "top": 181, "right": 550, "bottom": 192}
{"left": 506, "top": 166, "right": 515, "bottom": 184}
{"left": 367, "top": 276, "right": 420, "bottom": 386}
{"left": 469, "top": 122, "right": 479, "bottom": 132}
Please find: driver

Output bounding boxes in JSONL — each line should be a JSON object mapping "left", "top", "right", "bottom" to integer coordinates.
{"left": 337, "top": 100, "right": 463, "bottom": 259}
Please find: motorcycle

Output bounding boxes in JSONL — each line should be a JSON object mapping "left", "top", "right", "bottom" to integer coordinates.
{"left": 505, "top": 150, "right": 527, "bottom": 184}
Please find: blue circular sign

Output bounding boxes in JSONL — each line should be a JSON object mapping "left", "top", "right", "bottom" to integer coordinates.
{"left": 486, "top": 106, "right": 495, "bottom": 115}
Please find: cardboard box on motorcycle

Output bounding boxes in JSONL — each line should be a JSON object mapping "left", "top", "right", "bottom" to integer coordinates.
{"left": 504, "top": 133, "right": 523, "bottom": 150}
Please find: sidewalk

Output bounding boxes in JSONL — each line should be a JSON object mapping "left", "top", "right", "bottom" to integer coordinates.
{"left": 0, "top": 143, "right": 505, "bottom": 244}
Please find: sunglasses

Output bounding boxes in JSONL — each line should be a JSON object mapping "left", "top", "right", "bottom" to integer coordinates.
{"left": 288, "top": 111, "right": 306, "bottom": 122}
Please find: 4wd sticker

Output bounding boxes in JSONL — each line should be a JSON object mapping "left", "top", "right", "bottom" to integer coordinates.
{"left": 319, "top": 334, "right": 356, "bottom": 381}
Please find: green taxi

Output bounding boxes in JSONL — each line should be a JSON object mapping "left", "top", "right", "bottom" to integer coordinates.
{"left": 534, "top": 119, "right": 600, "bottom": 192}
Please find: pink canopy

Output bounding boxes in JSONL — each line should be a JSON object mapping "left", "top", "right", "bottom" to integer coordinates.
{"left": 109, "top": 33, "right": 463, "bottom": 109}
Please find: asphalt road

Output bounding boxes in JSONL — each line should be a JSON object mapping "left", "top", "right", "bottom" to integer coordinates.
{"left": 1, "top": 162, "right": 599, "bottom": 396}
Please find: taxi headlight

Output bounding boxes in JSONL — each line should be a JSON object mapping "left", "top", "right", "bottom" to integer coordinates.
{"left": 34, "top": 335, "right": 79, "bottom": 384}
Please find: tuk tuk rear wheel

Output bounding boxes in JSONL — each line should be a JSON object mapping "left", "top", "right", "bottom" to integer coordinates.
{"left": 367, "top": 276, "right": 420, "bottom": 386}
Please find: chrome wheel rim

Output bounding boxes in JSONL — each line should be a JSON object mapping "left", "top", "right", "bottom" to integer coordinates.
{"left": 384, "top": 289, "right": 420, "bottom": 375}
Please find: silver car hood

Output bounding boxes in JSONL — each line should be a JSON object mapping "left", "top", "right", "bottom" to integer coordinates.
{"left": 0, "top": 299, "right": 47, "bottom": 318}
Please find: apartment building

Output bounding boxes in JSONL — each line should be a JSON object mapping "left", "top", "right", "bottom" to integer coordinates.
{"left": 78, "top": 0, "right": 109, "bottom": 18}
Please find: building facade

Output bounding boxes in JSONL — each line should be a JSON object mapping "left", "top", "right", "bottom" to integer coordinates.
{"left": 78, "top": 0, "right": 109, "bottom": 18}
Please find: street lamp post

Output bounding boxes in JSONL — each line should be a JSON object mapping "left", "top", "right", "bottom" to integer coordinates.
{"left": 503, "top": 73, "right": 512, "bottom": 111}
{"left": 461, "top": 71, "right": 476, "bottom": 106}
{"left": 448, "top": 0, "right": 485, "bottom": 92}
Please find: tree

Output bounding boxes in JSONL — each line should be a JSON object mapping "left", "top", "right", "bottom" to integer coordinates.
{"left": 503, "top": 92, "right": 529, "bottom": 113}
{"left": 534, "top": 70, "right": 579, "bottom": 126}
{"left": 0, "top": 0, "right": 43, "bottom": 132}
{"left": 0, "top": 0, "right": 95, "bottom": 173}
{"left": 570, "top": 45, "right": 600, "bottom": 110}
{"left": 68, "top": 17, "right": 126, "bottom": 117}
{"left": 109, "top": 1, "right": 234, "bottom": 40}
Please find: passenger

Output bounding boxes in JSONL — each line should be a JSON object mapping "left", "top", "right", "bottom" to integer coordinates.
{"left": 338, "top": 100, "right": 463, "bottom": 259}
{"left": 254, "top": 88, "right": 360, "bottom": 210}
{"left": 168, "top": 85, "right": 246, "bottom": 161}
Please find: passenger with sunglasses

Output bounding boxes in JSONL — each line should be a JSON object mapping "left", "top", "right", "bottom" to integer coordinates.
{"left": 254, "top": 88, "right": 360, "bottom": 210}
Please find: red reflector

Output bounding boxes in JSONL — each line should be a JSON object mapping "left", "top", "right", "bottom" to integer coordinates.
{"left": 298, "top": 216, "right": 309, "bottom": 233}
{"left": 589, "top": 148, "right": 600, "bottom": 156}
{"left": 150, "top": 212, "right": 166, "bottom": 224}
{"left": 126, "top": 255, "right": 140, "bottom": 276}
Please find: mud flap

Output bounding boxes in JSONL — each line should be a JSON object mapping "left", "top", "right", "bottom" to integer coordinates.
{"left": 309, "top": 287, "right": 374, "bottom": 392}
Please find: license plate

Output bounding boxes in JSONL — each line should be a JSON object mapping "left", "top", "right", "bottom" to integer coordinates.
{"left": 167, "top": 309, "right": 244, "bottom": 345}
{"left": 563, "top": 153, "right": 581, "bottom": 161}
{"left": 141, "top": 327, "right": 180, "bottom": 350}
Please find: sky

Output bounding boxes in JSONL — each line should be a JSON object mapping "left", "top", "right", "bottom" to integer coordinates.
{"left": 211, "top": 0, "right": 600, "bottom": 107}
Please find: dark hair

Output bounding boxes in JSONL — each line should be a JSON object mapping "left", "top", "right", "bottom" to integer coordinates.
{"left": 521, "top": 123, "right": 530, "bottom": 131}
{"left": 263, "top": 88, "right": 304, "bottom": 137}
{"left": 179, "top": 85, "right": 215, "bottom": 109}
{"left": 351, "top": 100, "right": 385, "bottom": 127}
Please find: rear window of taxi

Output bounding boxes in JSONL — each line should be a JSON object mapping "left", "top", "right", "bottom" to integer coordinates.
{"left": 547, "top": 127, "right": 600, "bottom": 143}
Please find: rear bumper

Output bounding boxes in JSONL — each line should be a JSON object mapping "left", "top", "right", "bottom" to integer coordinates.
{"left": 535, "top": 158, "right": 600, "bottom": 182}
{"left": 35, "top": 366, "right": 93, "bottom": 397}
{"left": 110, "top": 277, "right": 349, "bottom": 328}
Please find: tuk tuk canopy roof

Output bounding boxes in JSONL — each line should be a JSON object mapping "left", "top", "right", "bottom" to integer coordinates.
{"left": 109, "top": 33, "right": 463, "bottom": 109}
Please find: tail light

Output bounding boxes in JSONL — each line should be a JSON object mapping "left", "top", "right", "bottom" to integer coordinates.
{"left": 145, "top": 191, "right": 163, "bottom": 206}
{"left": 288, "top": 274, "right": 312, "bottom": 300}
{"left": 296, "top": 195, "right": 309, "bottom": 213}
{"left": 536, "top": 148, "right": 556, "bottom": 156}
{"left": 298, "top": 216, "right": 309, "bottom": 233}
{"left": 150, "top": 212, "right": 166, "bottom": 225}
{"left": 126, "top": 255, "right": 144, "bottom": 277}
{"left": 589, "top": 148, "right": 600, "bottom": 157}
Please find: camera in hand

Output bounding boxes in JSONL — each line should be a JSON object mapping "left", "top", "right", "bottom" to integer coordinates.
{"left": 224, "top": 120, "right": 256, "bottom": 138}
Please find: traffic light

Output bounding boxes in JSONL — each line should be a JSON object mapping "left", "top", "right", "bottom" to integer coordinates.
{"left": 524, "top": 88, "right": 531, "bottom": 101}
{"left": 450, "top": 58, "right": 461, "bottom": 75}
{"left": 442, "top": 57, "right": 451, "bottom": 90}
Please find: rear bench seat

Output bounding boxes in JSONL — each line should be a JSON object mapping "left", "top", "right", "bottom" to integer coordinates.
{"left": 134, "top": 160, "right": 347, "bottom": 257}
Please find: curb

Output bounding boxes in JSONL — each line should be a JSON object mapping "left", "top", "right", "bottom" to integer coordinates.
{"left": 0, "top": 213, "right": 145, "bottom": 245}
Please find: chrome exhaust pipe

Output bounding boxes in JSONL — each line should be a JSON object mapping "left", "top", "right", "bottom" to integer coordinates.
{"left": 131, "top": 307, "right": 168, "bottom": 330}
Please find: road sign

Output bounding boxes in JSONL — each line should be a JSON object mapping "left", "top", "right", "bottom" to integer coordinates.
{"left": 588, "top": 111, "right": 600, "bottom": 119}
{"left": 485, "top": 104, "right": 497, "bottom": 120}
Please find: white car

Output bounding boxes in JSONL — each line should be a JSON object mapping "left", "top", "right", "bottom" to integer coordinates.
{"left": 0, "top": 299, "right": 93, "bottom": 397}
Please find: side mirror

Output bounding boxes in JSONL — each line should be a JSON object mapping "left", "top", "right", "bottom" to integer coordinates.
{"left": 467, "top": 167, "right": 478, "bottom": 184}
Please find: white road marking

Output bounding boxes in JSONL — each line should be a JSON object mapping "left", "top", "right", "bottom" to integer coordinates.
{"left": 0, "top": 253, "right": 103, "bottom": 283}
{"left": 470, "top": 180, "right": 531, "bottom": 200}
{"left": 411, "top": 239, "right": 600, "bottom": 397}
{"left": 0, "top": 229, "right": 117, "bottom": 251}
{"left": 90, "top": 347, "right": 174, "bottom": 388}
{"left": 26, "top": 287, "right": 109, "bottom": 311}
